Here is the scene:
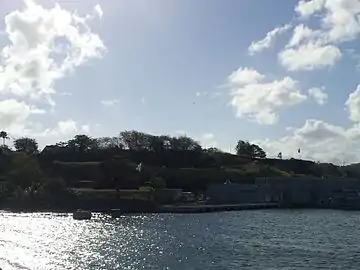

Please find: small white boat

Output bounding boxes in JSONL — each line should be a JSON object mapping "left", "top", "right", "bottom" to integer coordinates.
{"left": 73, "top": 210, "right": 92, "bottom": 220}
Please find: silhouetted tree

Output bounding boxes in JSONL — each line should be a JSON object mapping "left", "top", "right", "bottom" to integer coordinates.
{"left": 97, "top": 137, "right": 124, "bottom": 150}
{"left": 170, "top": 136, "right": 202, "bottom": 151}
{"left": 0, "top": 131, "right": 9, "bottom": 146}
{"left": 6, "top": 153, "right": 43, "bottom": 190}
{"left": 0, "top": 145, "right": 11, "bottom": 154}
{"left": 120, "top": 130, "right": 151, "bottom": 150}
{"left": 14, "top": 137, "right": 39, "bottom": 154}
{"left": 148, "top": 135, "right": 166, "bottom": 152}
{"left": 119, "top": 131, "right": 203, "bottom": 152}
{"left": 67, "top": 134, "right": 97, "bottom": 152}
{"left": 235, "top": 140, "right": 266, "bottom": 158}
{"left": 205, "top": 147, "right": 223, "bottom": 154}
{"left": 278, "top": 152, "right": 282, "bottom": 159}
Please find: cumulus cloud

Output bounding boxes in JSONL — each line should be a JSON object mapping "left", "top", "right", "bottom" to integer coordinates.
{"left": 37, "top": 119, "right": 91, "bottom": 138}
{"left": 0, "top": 1, "right": 104, "bottom": 140}
{"left": 0, "top": 0, "right": 105, "bottom": 103}
{"left": 0, "top": 98, "right": 45, "bottom": 131}
{"left": 200, "top": 133, "right": 218, "bottom": 148}
{"left": 254, "top": 119, "right": 359, "bottom": 164}
{"left": 295, "top": 0, "right": 360, "bottom": 43}
{"left": 248, "top": 24, "right": 291, "bottom": 55}
{"left": 228, "top": 67, "right": 264, "bottom": 85}
{"left": 94, "top": 4, "right": 103, "bottom": 19}
{"left": 286, "top": 24, "right": 320, "bottom": 48}
{"left": 279, "top": 41, "right": 341, "bottom": 71}
{"left": 346, "top": 85, "right": 360, "bottom": 122}
{"left": 228, "top": 68, "right": 307, "bottom": 124}
{"left": 56, "top": 120, "right": 78, "bottom": 135}
{"left": 276, "top": 0, "right": 360, "bottom": 71}
{"left": 231, "top": 1, "right": 360, "bottom": 163}
{"left": 254, "top": 84, "right": 360, "bottom": 164}
{"left": 308, "top": 87, "right": 328, "bottom": 105}
{"left": 295, "top": 0, "right": 325, "bottom": 19}
{"left": 101, "top": 99, "right": 119, "bottom": 106}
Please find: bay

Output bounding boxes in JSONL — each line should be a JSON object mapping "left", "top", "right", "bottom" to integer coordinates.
{"left": 1, "top": 210, "right": 360, "bottom": 269}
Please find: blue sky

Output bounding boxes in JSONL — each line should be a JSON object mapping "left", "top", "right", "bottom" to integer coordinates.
{"left": 2, "top": 0, "right": 360, "bottom": 164}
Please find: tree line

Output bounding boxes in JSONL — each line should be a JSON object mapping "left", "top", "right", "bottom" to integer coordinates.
{"left": 0, "top": 130, "right": 267, "bottom": 159}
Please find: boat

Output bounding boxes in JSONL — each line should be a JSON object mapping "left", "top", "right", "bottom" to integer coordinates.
{"left": 73, "top": 210, "right": 92, "bottom": 220}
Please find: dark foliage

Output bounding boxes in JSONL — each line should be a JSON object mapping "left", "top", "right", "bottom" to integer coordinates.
{"left": 0, "top": 130, "right": 360, "bottom": 211}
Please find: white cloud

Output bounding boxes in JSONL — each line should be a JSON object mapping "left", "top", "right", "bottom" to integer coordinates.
{"left": 94, "top": 4, "right": 103, "bottom": 19}
{"left": 55, "top": 120, "right": 78, "bottom": 136}
{"left": 279, "top": 41, "right": 341, "bottom": 71}
{"left": 286, "top": 24, "right": 320, "bottom": 48}
{"left": 17, "top": 119, "right": 93, "bottom": 147}
{"left": 308, "top": 87, "right": 328, "bottom": 105}
{"left": 320, "top": 0, "right": 360, "bottom": 43}
{"left": 200, "top": 133, "right": 218, "bottom": 148}
{"left": 58, "top": 91, "right": 72, "bottom": 96}
{"left": 38, "top": 119, "right": 91, "bottom": 138}
{"left": 248, "top": 24, "right": 291, "bottom": 55}
{"left": 0, "top": 1, "right": 105, "bottom": 103}
{"left": 253, "top": 85, "right": 360, "bottom": 164}
{"left": 296, "top": 0, "right": 360, "bottom": 43}
{"left": 228, "top": 67, "right": 264, "bottom": 85}
{"left": 0, "top": 101, "right": 91, "bottom": 145}
{"left": 228, "top": 68, "right": 307, "bottom": 124}
{"left": 295, "top": 0, "right": 325, "bottom": 18}
{"left": 0, "top": 98, "right": 44, "bottom": 131}
{"left": 0, "top": 1, "right": 105, "bottom": 142}
{"left": 346, "top": 84, "right": 360, "bottom": 122}
{"left": 278, "top": 0, "right": 360, "bottom": 72}
{"left": 254, "top": 118, "right": 359, "bottom": 164}
{"left": 101, "top": 99, "right": 119, "bottom": 106}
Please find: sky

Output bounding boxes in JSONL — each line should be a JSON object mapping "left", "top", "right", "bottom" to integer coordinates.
{"left": 2, "top": 0, "right": 360, "bottom": 164}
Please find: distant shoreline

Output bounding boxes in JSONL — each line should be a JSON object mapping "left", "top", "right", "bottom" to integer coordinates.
{"left": 2, "top": 203, "right": 360, "bottom": 215}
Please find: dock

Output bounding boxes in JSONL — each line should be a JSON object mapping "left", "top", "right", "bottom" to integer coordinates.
{"left": 157, "top": 203, "right": 280, "bottom": 213}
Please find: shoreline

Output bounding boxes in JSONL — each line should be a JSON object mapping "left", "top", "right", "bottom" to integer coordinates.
{"left": 2, "top": 202, "right": 360, "bottom": 214}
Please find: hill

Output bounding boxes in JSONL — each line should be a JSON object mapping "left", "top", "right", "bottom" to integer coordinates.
{"left": 1, "top": 131, "right": 360, "bottom": 210}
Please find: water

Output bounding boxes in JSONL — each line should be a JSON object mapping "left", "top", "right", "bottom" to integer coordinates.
{"left": 1, "top": 210, "right": 360, "bottom": 270}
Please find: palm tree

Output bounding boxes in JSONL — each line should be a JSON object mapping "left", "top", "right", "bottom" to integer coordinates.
{"left": 0, "top": 131, "right": 9, "bottom": 146}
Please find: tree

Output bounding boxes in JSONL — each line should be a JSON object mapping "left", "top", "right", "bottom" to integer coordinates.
{"left": 250, "top": 144, "right": 266, "bottom": 159}
{"left": 170, "top": 136, "right": 202, "bottom": 151}
{"left": 97, "top": 137, "right": 124, "bottom": 150}
{"left": 148, "top": 135, "right": 166, "bottom": 152}
{"left": 67, "top": 134, "right": 97, "bottom": 152}
{"left": 0, "top": 145, "right": 11, "bottom": 154}
{"left": 0, "top": 131, "right": 9, "bottom": 146}
{"left": 278, "top": 152, "right": 282, "bottom": 159}
{"left": 14, "top": 137, "right": 39, "bottom": 154}
{"left": 235, "top": 140, "right": 266, "bottom": 159}
{"left": 120, "top": 130, "right": 150, "bottom": 150}
{"left": 6, "top": 153, "right": 44, "bottom": 190}
{"left": 205, "top": 147, "right": 223, "bottom": 154}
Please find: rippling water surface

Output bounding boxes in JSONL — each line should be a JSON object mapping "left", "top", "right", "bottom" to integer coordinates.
{"left": 1, "top": 209, "right": 360, "bottom": 269}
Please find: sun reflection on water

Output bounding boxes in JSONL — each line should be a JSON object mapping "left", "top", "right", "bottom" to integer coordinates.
{"left": 1, "top": 210, "right": 360, "bottom": 270}
{"left": 0, "top": 212, "right": 163, "bottom": 270}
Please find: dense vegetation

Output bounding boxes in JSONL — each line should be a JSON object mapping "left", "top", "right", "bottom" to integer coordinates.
{"left": 0, "top": 129, "right": 359, "bottom": 210}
